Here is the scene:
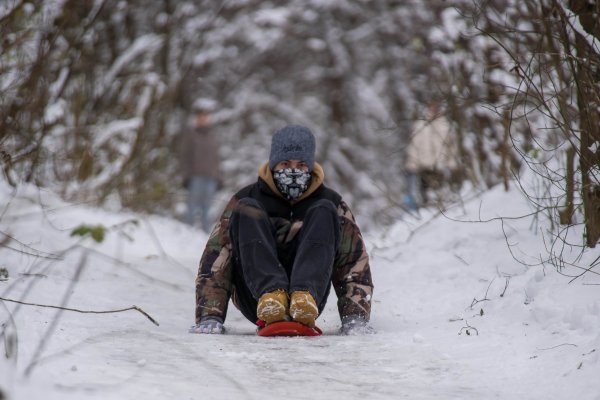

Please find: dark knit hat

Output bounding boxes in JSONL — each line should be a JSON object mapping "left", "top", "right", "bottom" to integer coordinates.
{"left": 269, "top": 125, "right": 316, "bottom": 171}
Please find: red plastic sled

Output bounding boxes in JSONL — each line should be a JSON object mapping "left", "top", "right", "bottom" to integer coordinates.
{"left": 256, "top": 320, "right": 323, "bottom": 337}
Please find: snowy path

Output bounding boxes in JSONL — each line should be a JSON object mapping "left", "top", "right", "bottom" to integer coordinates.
{"left": 1, "top": 184, "right": 599, "bottom": 400}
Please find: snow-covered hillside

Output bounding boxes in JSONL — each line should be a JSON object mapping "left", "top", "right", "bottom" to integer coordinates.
{"left": 1, "top": 180, "right": 599, "bottom": 400}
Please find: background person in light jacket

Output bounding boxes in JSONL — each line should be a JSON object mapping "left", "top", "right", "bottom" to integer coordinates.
{"left": 404, "top": 100, "right": 459, "bottom": 210}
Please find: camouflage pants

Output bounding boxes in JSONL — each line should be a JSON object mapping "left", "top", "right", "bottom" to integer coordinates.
{"left": 229, "top": 198, "right": 340, "bottom": 323}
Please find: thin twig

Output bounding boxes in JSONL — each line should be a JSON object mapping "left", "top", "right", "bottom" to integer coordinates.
{"left": 0, "top": 230, "right": 63, "bottom": 260}
{"left": 569, "top": 261, "right": 600, "bottom": 284}
{"left": 468, "top": 279, "right": 494, "bottom": 310}
{"left": 458, "top": 320, "right": 479, "bottom": 336}
{"left": 0, "top": 296, "right": 159, "bottom": 326}
{"left": 500, "top": 276, "right": 511, "bottom": 297}
{"left": 537, "top": 343, "right": 578, "bottom": 351}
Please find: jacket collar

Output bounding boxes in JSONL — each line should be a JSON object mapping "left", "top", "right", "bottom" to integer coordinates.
{"left": 258, "top": 162, "right": 325, "bottom": 204}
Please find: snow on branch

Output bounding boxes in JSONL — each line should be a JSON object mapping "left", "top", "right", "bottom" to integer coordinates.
{"left": 96, "top": 33, "right": 164, "bottom": 99}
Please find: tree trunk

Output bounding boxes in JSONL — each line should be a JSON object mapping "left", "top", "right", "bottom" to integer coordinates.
{"left": 559, "top": 146, "right": 575, "bottom": 225}
{"left": 500, "top": 109, "right": 511, "bottom": 191}
{"left": 574, "top": 32, "right": 600, "bottom": 247}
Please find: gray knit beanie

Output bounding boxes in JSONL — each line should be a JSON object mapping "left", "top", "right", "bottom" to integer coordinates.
{"left": 269, "top": 125, "right": 316, "bottom": 171}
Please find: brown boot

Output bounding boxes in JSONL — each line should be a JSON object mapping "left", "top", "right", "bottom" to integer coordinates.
{"left": 257, "top": 289, "right": 289, "bottom": 324}
{"left": 289, "top": 291, "right": 318, "bottom": 327}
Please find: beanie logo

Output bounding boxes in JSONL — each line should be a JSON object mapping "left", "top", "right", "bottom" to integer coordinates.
{"left": 269, "top": 125, "right": 316, "bottom": 170}
{"left": 283, "top": 144, "right": 304, "bottom": 152}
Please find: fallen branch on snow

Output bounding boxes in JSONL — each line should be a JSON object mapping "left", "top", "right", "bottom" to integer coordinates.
{"left": 0, "top": 296, "right": 159, "bottom": 326}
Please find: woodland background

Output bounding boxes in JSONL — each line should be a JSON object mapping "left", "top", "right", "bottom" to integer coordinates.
{"left": 1, "top": 0, "right": 599, "bottom": 247}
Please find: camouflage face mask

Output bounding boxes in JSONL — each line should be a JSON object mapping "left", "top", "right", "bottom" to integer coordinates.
{"left": 273, "top": 168, "right": 311, "bottom": 200}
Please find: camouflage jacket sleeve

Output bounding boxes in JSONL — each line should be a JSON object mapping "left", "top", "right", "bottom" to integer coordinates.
{"left": 332, "top": 201, "right": 374, "bottom": 322}
{"left": 194, "top": 196, "right": 238, "bottom": 323}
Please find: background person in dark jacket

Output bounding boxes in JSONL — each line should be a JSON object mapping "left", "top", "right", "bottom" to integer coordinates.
{"left": 179, "top": 100, "right": 220, "bottom": 231}
{"left": 190, "top": 125, "right": 374, "bottom": 335}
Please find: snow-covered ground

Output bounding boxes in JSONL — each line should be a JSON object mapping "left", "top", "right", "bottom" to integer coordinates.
{"left": 1, "top": 180, "right": 599, "bottom": 400}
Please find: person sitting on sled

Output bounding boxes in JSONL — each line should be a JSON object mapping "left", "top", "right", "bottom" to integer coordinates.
{"left": 190, "top": 125, "right": 373, "bottom": 335}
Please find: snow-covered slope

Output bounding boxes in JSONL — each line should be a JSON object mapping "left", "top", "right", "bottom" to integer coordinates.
{"left": 1, "top": 181, "right": 598, "bottom": 400}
